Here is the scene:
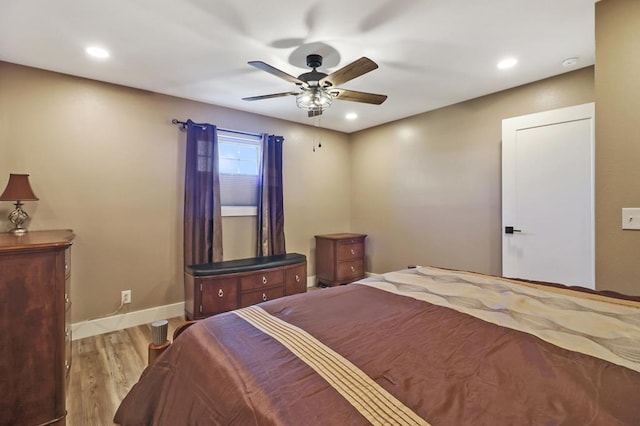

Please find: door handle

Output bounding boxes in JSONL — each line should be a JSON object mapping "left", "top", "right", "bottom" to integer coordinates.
{"left": 505, "top": 226, "right": 522, "bottom": 234}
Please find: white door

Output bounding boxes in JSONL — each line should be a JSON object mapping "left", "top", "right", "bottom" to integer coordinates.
{"left": 502, "top": 103, "right": 594, "bottom": 288}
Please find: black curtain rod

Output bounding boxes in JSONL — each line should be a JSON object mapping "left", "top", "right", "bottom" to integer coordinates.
{"left": 171, "top": 119, "right": 261, "bottom": 138}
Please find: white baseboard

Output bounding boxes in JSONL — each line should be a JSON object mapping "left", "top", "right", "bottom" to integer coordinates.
{"left": 307, "top": 274, "right": 316, "bottom": 288}
{"left": 72, "top": 274, "right": 319, "bottom": 340}
{"left": 71, "top": 302, "right": 185, "bottom": 341}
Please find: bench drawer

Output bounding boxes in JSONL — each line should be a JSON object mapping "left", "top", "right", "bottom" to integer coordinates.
{"left": 240, "top": 286, "right": 284, "bottom": 308}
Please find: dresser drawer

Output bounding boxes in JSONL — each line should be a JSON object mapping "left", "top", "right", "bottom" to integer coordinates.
{"left": 240, "top": 286, "right": 284, "bottom": 307}
{"left": 285, "top": 264, "right": 307, "bottom": 295}
{"left": 65, "top": 247, "right": 71, "bottom": 279}
{"left": 65, "top": 326, "right": 72, "bottom": 381}
{"left": 336, "top": 259, "right": 365, "bottom": 280}
{"left": 65, "top": 286, "right": 71, "bottom": 313}
{"left": 337, "top": 241, "right": 364, "bottom": 260}
{"left": 201, "top": 277, "right": 238, "bottom": 315}
{"left": 239, "top": 269, "right": 284, "bottom": 291}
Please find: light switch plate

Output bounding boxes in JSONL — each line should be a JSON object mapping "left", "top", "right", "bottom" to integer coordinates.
{"left": 622, "top": 208, "right": 640, "bottom": 230}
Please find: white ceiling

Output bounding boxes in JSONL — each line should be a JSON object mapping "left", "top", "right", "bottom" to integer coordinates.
{"left": 0, "top": 0, "right": 596, "bottom": 133}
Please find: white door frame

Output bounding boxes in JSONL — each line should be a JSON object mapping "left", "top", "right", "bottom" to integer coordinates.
{"left": 502, "top": 102, "right": 595, "bottom": 288}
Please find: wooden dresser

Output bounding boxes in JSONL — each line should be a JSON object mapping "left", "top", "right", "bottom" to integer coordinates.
{"left": 184, "top": 253, "right": 307, "bottom": 320}
{"left": 0, "top": 229, "right": 74, "bottom": 426}
{"left": 315, "top": 233, "right": 367, "bottom": 287}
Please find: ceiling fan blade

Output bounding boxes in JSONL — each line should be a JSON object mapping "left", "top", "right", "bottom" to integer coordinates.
{"left": 248, "top": 61, "right": 307, "bottom": 86}
{"left": 242, "top": 91, "right": 300, "bottom": 101}
{"left": 320, "top": 57, "right": 379, "bottom": 87}
{"left": 331, "top": 89, "right": 387, "bottom": 105}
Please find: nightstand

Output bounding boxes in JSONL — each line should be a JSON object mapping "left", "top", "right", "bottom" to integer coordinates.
{"left": 315, "top": 233, "right": 367, "bottom": 287}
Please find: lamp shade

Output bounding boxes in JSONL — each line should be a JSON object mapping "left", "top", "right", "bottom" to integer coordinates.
{"left": 0, "top": 174, "right": 39, "bottom": 201}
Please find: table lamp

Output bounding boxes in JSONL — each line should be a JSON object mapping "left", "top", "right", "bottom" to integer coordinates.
{"left": 0, "top": 173, "right": 39, "bottom": 234}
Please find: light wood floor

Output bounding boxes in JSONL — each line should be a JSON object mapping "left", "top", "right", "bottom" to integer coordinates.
{"left": 66, "top": 316, "right": 185, "bottom": 426}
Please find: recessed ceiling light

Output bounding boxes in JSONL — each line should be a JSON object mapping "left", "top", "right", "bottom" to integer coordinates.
{"left": 85, "top": 46, "right": 110, "bottom": 59}
{"left": 561, "top": 57, "right": 579, "bottom": 68}
{"left": 345, "top": 112, "right": 358, "bottom": 120}
{"left": 497, "top": 57, "right": 518, "bottom": 70}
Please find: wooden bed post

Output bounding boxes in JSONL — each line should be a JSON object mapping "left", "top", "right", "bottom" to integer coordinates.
{"left": 148, "top": 320, "right": 171, "bottom": 366}
{"left": 147, "top": 320, "right": 198, "bottom": 366}
{"left": 148, "top": 340, "right": 171, "bottom": 365}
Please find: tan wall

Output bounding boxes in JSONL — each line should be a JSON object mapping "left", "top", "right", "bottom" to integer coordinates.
{"left": 0, "top": 89, "right": 7, "bottom": 178}
{"left": 595, "top": 0, "right": 640, "bottom": 294}
{"left": 350, "top": 67, "right": 595, "bottom": 276}
{"left": 0, "top": 61, "right": 351, "bottom": 322}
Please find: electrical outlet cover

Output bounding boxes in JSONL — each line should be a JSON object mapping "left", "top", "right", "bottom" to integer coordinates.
{"left": 622, "top": 208, "right": 640, "bottom": 230}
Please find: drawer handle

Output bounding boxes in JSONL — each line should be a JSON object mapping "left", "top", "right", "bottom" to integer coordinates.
{"left": 65, "top": 294, "right": 70, "bottom": 304}
{"left": 350, "top": 249, "right": 355, "bottom": 255}
{"left": 262, "top": 276, "right": 267, "bottom": 285}
{"left": 350, "top": 266, "right": 355, "bottom": 272}
{"left": 65, "top": 360, "right": 70, "bottom": 371}
{"left": 295, "top": 274, "right": 300, "bottom": 282}
{"left": 218, "top": 289, "right": 224, "bottom": 297}
{"left": 65, "top": 328, "right": 70, "bottom": 337}
{"left": 262, "top": 293, "right": 267, "bottom": 301}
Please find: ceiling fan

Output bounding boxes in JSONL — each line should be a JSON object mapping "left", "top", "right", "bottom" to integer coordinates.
{"left": 242, "top": 54, "right": 387, "bottom": 117}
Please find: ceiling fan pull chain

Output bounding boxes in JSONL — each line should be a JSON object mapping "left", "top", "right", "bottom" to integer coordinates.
{"left": 311, "top": 116, "right": 322, "bottom": 151}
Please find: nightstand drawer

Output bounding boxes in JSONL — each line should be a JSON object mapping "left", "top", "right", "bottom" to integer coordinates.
{"left": 240, "top": 270, "right": 284, "bottom": 291}
{"left": 240, "top": 286, "right": 284, "bottom": 307}
{"left": 337, "top": 241, "right": 364, "bottom": 260}
{"left": 336, "top": 259, "right": 365, "bottom": 280}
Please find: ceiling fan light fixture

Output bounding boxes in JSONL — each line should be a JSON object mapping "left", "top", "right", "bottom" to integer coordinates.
{"left": 296, "top": 87, "right": 333, "bottom": 112}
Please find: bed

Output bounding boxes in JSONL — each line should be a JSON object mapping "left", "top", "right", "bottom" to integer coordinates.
{"left": 114, "top": 266, "right": 640, "bottom": 425}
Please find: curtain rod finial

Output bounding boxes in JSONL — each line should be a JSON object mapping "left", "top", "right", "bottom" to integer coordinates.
{"left": 172, "top": 119, "right": 188, "bottom": 131}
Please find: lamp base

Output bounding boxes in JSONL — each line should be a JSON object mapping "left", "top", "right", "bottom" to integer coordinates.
{"left": 7, "top": 201, "right": 30, "bottom": 234}
{"left": 9, "top": 227, "right": 28, "bottom": 235}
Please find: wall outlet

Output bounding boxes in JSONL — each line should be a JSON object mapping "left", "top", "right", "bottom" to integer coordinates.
{"left": 121, "top": 290, "right": 132, "bottom": 305}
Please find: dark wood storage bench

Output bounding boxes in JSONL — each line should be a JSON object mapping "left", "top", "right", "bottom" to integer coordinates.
{"left": 184, "top": 253, "right": 307, "bottom": 320}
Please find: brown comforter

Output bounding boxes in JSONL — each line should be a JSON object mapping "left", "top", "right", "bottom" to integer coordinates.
{"left": 114, "top": 267, "right": 640, "bottom": 425}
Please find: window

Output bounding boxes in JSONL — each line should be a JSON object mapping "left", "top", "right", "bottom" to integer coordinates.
{"left": 218, "top": 130, "right": 262, "bottom": 216}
